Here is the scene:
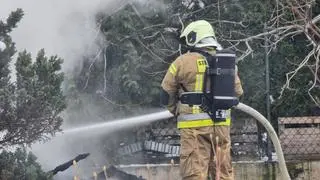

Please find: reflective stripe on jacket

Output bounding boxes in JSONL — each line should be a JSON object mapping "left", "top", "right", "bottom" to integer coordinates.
{"left": 177, "top": 112, "right": 231, "bottom": 128}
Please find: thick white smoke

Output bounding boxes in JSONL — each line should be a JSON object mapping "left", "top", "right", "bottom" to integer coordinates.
{"left": 0, "top": 0, "right": 128, "bottom": 73}
{"left": 0, "top": 0, "right": 130, "bottom": 178}
{"left": 0, "top": 1, "right": 167, "bottom": 179}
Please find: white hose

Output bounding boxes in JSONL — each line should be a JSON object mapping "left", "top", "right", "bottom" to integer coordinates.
{"left": 235, "top": 103, "right": 291, "bottom": 180}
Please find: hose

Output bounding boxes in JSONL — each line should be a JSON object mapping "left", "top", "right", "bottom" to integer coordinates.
{"left": 235, "top": 103, "right": 291, "bottom": 180}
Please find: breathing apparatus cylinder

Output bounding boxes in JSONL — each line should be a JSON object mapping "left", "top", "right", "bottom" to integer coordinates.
{"left": 207, "top": 50, "right": 239, "bottom": 120}
{"left": 180, "top": 49, "right": 239, "bottom": 121}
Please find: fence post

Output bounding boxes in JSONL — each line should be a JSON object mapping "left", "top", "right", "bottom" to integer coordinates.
{"left": 264, "top": 23, "right": 273, "bottom": 162}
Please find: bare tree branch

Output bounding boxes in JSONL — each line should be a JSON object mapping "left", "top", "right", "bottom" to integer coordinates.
{"left": 279, "top": 47, "right": 315, "bottom": 98}
{"left": 219, "top": 0, "right": 319, "bottom": 105}
{"left": 83, "top": 49, "right": 102, "bottom": 90}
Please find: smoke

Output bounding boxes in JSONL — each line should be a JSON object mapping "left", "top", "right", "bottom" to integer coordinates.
{"left": 0, "top": 0, "right": 168, "bottom": 179}
{"left": 0, "top": 0, "right": 129, "bottom": 73}
{"left": 0, "top": 0, "right": 130, "bottom": 178}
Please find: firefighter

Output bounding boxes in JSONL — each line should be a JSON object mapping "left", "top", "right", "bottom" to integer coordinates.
{"left": 160, "top": 20, "right": 243, "bottom": 180}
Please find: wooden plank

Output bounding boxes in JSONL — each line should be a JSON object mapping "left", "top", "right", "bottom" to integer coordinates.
{"left": 280, "top": 134, "right": 320, "bottom": 143}
{"left": 283, "top": 148, "right": 320, "bottom": 154}
{"left": 232, "top": 144, "right": 259, "bottom": 153}
{"left": 231, "top": 125, "right": 257, "bottom": 134}
{"left": 231, "top": 118, "right": 258, "bottom": 134}
{"left": 232, "top": 134, "right": 258, "bottom": 142}
{"left": 280, "top": 128, "right": 320, "bottom": 135}
{"left": 151, "top": 128, "right": 179, "bottom": 136}
{"left": 280, "top": 139, "right": 319, "bottom": 146}
{"left": 285, "top": 154, "right": 320, "bottom": 161}
{"left": 282, "top": 143, "right": 320, "bottom": 151}
{"left": 278, "top": 116, "right": 320, "bottom": 124}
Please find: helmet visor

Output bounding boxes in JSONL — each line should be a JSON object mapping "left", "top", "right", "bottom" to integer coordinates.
{"left": 195, "top": 37, "right": 222, "bottom": 50}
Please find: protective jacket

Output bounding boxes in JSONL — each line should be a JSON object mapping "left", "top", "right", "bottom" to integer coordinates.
{"left": 161, "top": 51, "right": 243, "bottom": 128}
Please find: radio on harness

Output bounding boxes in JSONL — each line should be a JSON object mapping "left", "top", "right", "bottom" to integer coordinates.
{"left": 180, "top": 49, "right": 239, "bottom": 121}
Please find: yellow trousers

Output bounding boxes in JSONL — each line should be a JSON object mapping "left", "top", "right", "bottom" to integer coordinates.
{"left": 179, "top": 126, "right": 234, "bottom": 180}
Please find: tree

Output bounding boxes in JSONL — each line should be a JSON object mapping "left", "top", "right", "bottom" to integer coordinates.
{"left": 0, "top": 148, "right": 51, "bottom": 180}
{"left": 0, "top": 9, "right": 66, "bottom": 147}
{"left": 222, "top": 0, "right": 320, "bottom": 107}
{"left": 76, "top": 0, "right": 319, "bottom": 116}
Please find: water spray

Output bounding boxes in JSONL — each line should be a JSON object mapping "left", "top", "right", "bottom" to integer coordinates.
{"left": 62, "top": 110, "right": 173, "bottom": 134}
{"left": 60, "top": 103, "right": 290, "bottom": 179}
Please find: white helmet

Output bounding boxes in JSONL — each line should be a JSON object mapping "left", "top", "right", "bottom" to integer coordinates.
{"left": 180, "top": 20, "right": 222, "bottom": 50}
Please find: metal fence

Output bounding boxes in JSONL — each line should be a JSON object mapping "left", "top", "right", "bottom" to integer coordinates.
{"left": 278, "top": 116, "right": 320, "bottom": 161}
{"left": 107, "top": 113, "right": 320, "bottom": 165}
{"left": 110, "top": 114, "right": 320, "bottom": 165}
{"left": 111, "top": 110, "right": 271, "bottom": 164}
